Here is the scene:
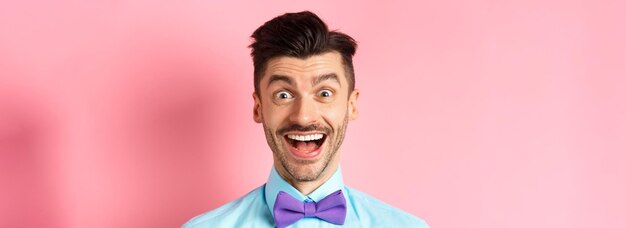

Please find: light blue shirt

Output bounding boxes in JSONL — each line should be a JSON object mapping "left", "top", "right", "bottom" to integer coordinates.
{"left": 183, "top": 166, "right": 428, "bottom": 227}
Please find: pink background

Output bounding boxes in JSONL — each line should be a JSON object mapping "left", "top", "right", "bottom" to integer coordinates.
{"left": 1, "top": 1, "right": 625, "bottom": 227}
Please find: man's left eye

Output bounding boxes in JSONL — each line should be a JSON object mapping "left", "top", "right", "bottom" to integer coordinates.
{"left": 319, "top": 89, "right": 333, "bottom": 97}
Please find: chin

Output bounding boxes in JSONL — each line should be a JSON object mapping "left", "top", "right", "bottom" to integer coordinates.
{"left": 279, "top": 148, "right": 335, "bottom": 182}
{"left": 287, "top": 162, "right": 325, "bottom": 182}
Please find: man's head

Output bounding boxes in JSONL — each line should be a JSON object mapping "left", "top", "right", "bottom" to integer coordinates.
{"left": 250, "top": 11, "right": 357, "bottom": 96}
{"left": 249, "top": 11, "right": 359, "bottom": 186}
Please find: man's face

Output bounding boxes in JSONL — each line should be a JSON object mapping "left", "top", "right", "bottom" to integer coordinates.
{"left": 253, "top": 51, "right": 359, "bottom": 183}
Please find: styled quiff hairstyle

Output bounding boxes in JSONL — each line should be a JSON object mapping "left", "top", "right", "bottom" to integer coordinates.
{"left": 250, "top": 11, "right": 357, "bottom": 96}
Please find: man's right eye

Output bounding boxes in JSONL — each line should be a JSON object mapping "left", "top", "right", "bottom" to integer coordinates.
{"left": 275, "top": 91, "right": 294, "bottom": 100}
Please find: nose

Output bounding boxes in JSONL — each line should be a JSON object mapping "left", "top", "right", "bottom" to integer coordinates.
{"left": 289, "top": 97, "right": 319, "bottom": 126}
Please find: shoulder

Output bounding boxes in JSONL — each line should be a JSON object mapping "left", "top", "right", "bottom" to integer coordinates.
{"left": 182, "top": 186, "right": 273, "bottom": 228}
{"left": 344, "top": 186, "right": 429, "bottom": 228}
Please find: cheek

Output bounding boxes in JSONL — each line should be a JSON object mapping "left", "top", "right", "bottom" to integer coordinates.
{"left": 261, "top": 102, "right": 287, "bottom": 126}
{"left": 320, "top": 102, "right": 349, "bottom": 124}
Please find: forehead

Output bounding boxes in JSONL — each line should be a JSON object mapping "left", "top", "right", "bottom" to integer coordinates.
{"left": 263, "top": 52, "right": 345, "bottom": 81}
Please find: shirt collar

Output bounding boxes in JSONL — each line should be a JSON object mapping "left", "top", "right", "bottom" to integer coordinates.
{"left": 264, "top": 165, "right": 345, "bottom": 216}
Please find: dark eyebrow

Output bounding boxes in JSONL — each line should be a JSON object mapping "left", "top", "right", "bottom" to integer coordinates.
{"left": 267, "top": 75, "right": 294, "bottom": 88}
{"left": 312, "top": 73, "right": 341, "bottom": 87}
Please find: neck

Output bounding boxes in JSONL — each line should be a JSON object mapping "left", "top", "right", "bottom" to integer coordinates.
{"left": 275, "top": 159, "right": 340, "bottom": 196}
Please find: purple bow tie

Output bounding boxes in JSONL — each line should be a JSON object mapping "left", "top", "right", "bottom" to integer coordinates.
{"left": 273, "top": 189, "right": 347, "bottom": 228}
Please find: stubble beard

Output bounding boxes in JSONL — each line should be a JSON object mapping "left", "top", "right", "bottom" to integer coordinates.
{"left": 263, "top": 113, "right": 349, "bottom": 182}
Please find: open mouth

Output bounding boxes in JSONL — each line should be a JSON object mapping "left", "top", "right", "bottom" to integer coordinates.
{"left": 284, "top": 133, "right": 327, "bottom": 158}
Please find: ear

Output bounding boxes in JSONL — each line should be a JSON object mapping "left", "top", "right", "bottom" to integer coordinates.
{"left": 253, "top": 92, "right": 262, "bottom": 123}
{"left": 348, "top": 89, "right": 359, "bottom": 121}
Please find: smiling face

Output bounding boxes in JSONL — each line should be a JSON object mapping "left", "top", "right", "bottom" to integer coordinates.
{"left": 253, "top": 51, "right": 359, "bottom": 184}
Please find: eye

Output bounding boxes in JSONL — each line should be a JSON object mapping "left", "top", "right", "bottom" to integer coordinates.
{"left": 275, "top": 91, "right": 294, "bottom": 100}
{"left": 318, "top": 89, "right": 333, "bottom": 98}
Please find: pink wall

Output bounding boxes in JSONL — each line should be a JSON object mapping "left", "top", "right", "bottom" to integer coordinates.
{"left": 1, "top": 1, "right": 625, "bottom": 227}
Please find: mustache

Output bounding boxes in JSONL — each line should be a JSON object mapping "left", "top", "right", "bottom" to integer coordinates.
{"left": 277, "top": 124, "right": 331, "bottom": 135}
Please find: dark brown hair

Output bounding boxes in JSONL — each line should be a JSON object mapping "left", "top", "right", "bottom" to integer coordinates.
{"left": 250, "top": 11, "right": 357, "bottom": 95}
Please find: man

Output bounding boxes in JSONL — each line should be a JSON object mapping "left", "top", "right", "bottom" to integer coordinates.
{"left": 183, "top": 11, "right": 428, "bottom": 228}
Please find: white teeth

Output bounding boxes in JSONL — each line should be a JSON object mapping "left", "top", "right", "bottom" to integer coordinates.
{"left": 287, "top": 134, "right": 324, "bottom": 141}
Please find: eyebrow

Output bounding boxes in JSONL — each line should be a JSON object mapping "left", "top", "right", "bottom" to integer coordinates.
{"left": 312, "top": 73, "right": 341, "bottom": 87}
{"left": 267, "top": 75, "right": 294, "bottom": 88}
